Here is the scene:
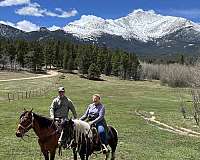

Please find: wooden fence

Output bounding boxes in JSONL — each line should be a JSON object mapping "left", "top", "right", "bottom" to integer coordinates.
{"left": 3, "top": 76, "right": 61, "bottom": 102}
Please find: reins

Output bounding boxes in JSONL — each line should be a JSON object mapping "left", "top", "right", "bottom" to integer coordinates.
{"left": 19, "top": 113, "right": 58, "bottom": 141}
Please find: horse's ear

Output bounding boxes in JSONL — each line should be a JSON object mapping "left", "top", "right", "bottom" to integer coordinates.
{"left": 30, "top": 108, "right": 33, "bottom": 112}
{"left": 24, "top": 108, "right": 26, "bottom": 112}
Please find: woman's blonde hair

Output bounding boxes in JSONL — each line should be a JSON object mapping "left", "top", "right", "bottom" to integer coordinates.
{"left": 93, "top": 94, "right": 101, "bottom": 100}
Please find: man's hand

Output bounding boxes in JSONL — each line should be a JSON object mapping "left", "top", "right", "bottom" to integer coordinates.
{"left": 88, "top": 121, "right": 93, "bottom": 126}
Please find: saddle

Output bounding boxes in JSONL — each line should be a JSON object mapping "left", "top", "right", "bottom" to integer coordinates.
{"left": 54, "top": 118, "right": 65, "bottom": 134}
{"left": 90, "top": 126, "right": 101, "bottom": 151}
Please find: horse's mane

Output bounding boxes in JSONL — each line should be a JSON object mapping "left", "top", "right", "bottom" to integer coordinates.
{"left": 33, "top": 113, "right": 55, "bottom": 129}
{"left": 73, "top": 119, "right": 93, "bottom": 144}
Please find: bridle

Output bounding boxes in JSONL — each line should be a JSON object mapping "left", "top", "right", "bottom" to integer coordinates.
{"left": 18, "top": 113, "right": 34, "bottom": 136}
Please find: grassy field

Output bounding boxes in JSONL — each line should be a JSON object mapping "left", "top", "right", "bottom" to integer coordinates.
{"left": 0, "top": 71, "right": 59, "bottom": 101}
{"left": 0, "top": 73, "right": 200, "bottom": 160}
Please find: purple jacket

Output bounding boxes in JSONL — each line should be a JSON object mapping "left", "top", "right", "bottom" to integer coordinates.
{"left": 80, "top": 103, "right": 105, "bottom": 124}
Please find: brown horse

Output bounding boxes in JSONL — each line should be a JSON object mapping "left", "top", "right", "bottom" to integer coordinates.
{"left": 16, "top": 109, "right": 59, "bottom": 160}
{"left": 59, "top": 119, "right": 118, "bottom": 160}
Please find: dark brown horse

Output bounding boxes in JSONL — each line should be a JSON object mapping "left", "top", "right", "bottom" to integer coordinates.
{"left": 16, "top": 109, "right": 59, "bottom": 160}
{"left": 59, "top": 119, "right": 118, "bottom": 160}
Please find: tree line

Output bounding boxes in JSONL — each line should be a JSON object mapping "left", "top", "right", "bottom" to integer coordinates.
{"left": 0, "top": 39, "right": 140, "bottom": 80}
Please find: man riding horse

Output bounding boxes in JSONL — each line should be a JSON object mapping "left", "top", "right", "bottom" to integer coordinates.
{"left": 80, "top": 94, "right": 109, "bottom": 153}
{"left": 50, "top": 86, "right": 77, "bottom": 132}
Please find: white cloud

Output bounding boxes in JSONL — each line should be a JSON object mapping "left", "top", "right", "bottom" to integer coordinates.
{"left": 15, "top": 3, "right": 78, "bottom": 18}
{"left": 0, "top": 20, "right": 40, "bottom": 32}
{"left": 48, "top": 25, "right": 61, "bottom": 31}
{"left": 16, "top": 20, "right": 40, "bottom": 32}
{"left": 57, "top": 8, "right": 78, "bottom": 18}
{"left": 0, "top": 0, "right": 30, "bottom": 7}
{"left": 45, "top": 11, "right": 58, "bottom": 17}
{"left": 15, "top": 2, "right": 45, "bottom": 17}
{"left": 45, "top": 8, "right": 78, "bottom": 18}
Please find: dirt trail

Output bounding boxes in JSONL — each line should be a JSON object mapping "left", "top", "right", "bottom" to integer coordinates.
{"left": 135, "top": 110, "right": 200, "bottom": 138}
{"left": 0, "top": 70, "right": 59, "bottom": 82}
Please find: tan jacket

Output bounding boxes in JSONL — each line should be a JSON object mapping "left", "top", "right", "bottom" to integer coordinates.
{"left": 50, "top": 96, "right": 77, "bottom": 119}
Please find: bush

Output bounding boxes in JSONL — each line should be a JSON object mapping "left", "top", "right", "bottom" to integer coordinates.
{"left": 140, "top": 63, "right": 161, "bottom": 80}
{"left": 160, "top": 64, "right": 191, "bottom": 87}
{"left": 140, "top": 62, "right": 200, "bottom": 87}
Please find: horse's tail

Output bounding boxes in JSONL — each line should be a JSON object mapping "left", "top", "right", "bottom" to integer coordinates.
{"left": 108, "top": 126, "right": 118, "bottom": 153}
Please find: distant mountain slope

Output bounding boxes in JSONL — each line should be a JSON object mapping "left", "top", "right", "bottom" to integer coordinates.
{"left": 1, "top": 9, "right": 200, "bottom": 56}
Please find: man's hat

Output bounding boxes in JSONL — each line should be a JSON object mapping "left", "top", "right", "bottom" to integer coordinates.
{"left": 58, "top": 87, "right": 65, "bottom": 92}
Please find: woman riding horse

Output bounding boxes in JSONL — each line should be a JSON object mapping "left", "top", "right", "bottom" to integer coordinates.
{"left": 80, "top": 94, "right": 111, "bottom": 153}
{"left": 58, "top": 94, "right": 118, "bottom": 160}
{"left": 59, "top": 118, "right": 118, "bottom": 160}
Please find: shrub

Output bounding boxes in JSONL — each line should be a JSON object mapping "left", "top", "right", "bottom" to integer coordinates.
{"left": 140, "top": 62, "right": 200, "bottom": 87}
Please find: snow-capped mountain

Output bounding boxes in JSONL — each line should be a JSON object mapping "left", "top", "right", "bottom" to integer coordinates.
{"left": 63, "top": 9, "right": 200, "bottom": 42}
{"left": 1, "top": 9, "right": 200, "bottom": 56}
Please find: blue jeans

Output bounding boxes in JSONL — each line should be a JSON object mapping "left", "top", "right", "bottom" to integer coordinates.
{"left": 96, "top": 122, "right": 107, "bottom": 145}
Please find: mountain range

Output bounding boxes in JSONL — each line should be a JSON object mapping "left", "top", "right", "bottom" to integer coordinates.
{"left": 1, "top": 9, "right": 200, "bottom": 56}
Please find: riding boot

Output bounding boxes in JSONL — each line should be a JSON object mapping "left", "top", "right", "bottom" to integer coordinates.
{"left": 102, "top": 144, "right": 109, "bottom": 154}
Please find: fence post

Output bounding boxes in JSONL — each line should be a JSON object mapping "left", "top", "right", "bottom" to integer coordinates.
{"left": 8, "top": 93, "right": 10, "bottom": 102}
{"left": 29, "top": 91, "right": 31, "bottom": 98}
{"left": 26, "top": 91, "right": 28, "bottom": 99}
{"left": 18, "top": 92, "right": 20, "bottom": 100}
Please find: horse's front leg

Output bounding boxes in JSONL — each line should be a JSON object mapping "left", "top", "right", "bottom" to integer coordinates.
{"left": 50, "top": 149, "right": 56, "bottom": 160}
{"left": 79, "top": 154, "right": 85, "bottom": 160}
{"left": 105, "top": 150, "right": 110, "bottom": 160}
{"left": 39, "top": 141, "right": 49, "bottom": 160}
{"left": 86, "top": 155, "right": 89, "bottom": 160}
{"left": 41, "top": 149, "right": 49, "bottom": 160}
{"left": 73, "top": 148, "right": 78, "bottom": 160}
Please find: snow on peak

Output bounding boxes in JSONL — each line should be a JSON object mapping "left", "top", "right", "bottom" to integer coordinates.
{"left": 64, "top": 9, "right": 199, "bottom": 42}
{"left": 63, "top": 15, "right": 106, "bottom": 39}
{"left": 128, "top": 9, "right": 156, "bottom": 17}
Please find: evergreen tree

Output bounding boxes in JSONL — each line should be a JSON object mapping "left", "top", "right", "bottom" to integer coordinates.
{"left": 26, "top": 41, "right": 44, "bottom": 71}
{"left": 0, "top": 38, "right": 140, "bottom": 80}
{"left": 16, "top": 40, "right": 28, "bottom": 68}
{"left": 88, "top": 63, "right": 101, "bottom": 80}
{"left": 63, "top": 46, "right": 69, "bottom": 70}
{"left": 111, "top": 49, "right": 121, "bottom": 76}
{"left": 7, "top": 43, "right": 17, "bottom": 69}
{"left": 67, "top": 55, "right": 74, "bottom": 71}
{"left": 104, "top": 52, "right": 112, "bottom": 76}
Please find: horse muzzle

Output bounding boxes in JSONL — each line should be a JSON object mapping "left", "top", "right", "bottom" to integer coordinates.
{"left": 16, "top": 131, "right": 23, "bottom": 137}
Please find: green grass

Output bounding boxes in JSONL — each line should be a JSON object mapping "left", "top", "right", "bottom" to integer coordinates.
{"left": 0, "top": 76, "right": 59, "bottom": 101}
{"left": 0, "top": 73, "right": 200, "bottom": 159}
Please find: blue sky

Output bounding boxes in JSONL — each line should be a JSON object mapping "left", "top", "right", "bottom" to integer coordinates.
{"left": 0, "top": 0, "right": 200, "bottom": 32}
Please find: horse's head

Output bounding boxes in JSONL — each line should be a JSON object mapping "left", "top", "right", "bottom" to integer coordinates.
{"left": 16, "top": 109, "right": 34, "bottom": 137}
{"left": 58, "top": 119, "right": 74, "bottom": 148}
